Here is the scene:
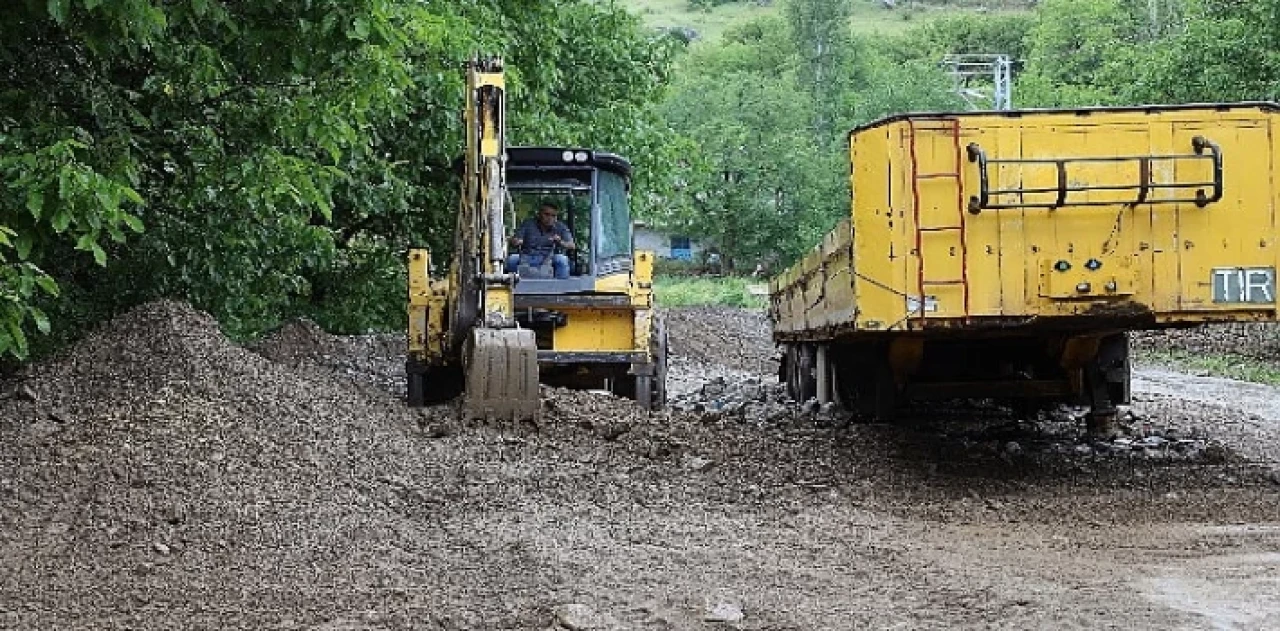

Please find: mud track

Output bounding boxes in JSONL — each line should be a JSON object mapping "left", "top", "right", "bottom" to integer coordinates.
{"left": 0, "top": 303, "right": 1278, "bottom": 630}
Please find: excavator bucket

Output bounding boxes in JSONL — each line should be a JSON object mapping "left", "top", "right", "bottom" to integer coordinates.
{"left": 462, "top": 328, "right": 540, "bottom": 421}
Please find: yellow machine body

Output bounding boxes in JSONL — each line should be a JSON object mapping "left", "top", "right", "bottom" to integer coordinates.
{"left": 408, "top": 247, "right": 661, "bottom": 407}
{"left": 769, "top": 103, "right": 1280, "bottom": 423}
{"left": 406, "top": 63, "right": 665, "bottom": 410}
{"left": 544, "top": 251, "right": 655, "bottom": 352}
{"left": 774, "top": 103, "right": 1278, "bottom": 335}
{"left": 409, "top": 254, "right": 656, "bottom": 351}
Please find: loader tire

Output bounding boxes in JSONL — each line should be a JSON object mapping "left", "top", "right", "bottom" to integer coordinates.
{"left": 651, "top": 315, "right": 668, "bottom": 409}
{"left": 612, "top": 316, "right": 668, "bottom": 411}
{"left": 407, "top": 370, "right": 426, "bottom": 407}
{"left": 406, "top": 363, "right": 464, "bottom": 407}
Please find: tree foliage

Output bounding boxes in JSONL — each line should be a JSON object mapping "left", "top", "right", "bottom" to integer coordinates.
{"left": 1116, "top": 0, "right": 1280, "bottom": 104}
{"left": 784, "top": 0, "right": 854, "bottom": 135}
{"left": 1008, "top": 0, "right": 1280, "bottom": 107}
{"left": 656, "top": 1, "right": 960, "bottom": 271}
{"left": 0, "top": 0, "right": 680, "bottom": 362}
{"left": 888, "top": 12, "right": 1035, "bottom": 64}
{"left": 655, "top": 0, "right": 1280, "bottom": 276}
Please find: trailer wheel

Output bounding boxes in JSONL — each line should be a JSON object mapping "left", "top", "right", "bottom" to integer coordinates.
{"left": 777, "top": 347, "right": 789, "bottom": 386}
{"left": 1100, "top": 333, "right": 1130, "bottom": 406}
{"left": 784, "top": 344, "right": 817, "bottom": 402}
{"left": 868, "top": 358, "right": 898, "bottom": 421}
{"left": 833, "top": 348, "right": 897, "bottom": 422}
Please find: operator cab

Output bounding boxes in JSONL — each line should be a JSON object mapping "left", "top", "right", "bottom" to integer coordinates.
{"left": 506, "top": 147, "right": 633, "bottom": 295}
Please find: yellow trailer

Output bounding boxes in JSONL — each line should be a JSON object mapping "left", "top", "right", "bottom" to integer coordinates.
{"left": 770, "top": 103, "right": 1279, "bottom": 429}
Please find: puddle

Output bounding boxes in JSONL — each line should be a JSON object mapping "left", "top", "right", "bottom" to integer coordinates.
{"left": 1143, "top": 552, "right": 1280, "bottom": 630}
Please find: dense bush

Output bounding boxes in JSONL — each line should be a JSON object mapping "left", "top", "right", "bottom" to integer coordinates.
{"left": 0, "top": 0, "right": 682, "bottom": 361}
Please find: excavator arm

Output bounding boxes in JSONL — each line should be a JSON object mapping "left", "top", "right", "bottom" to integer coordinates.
{"left": 406, "top": 57, "right": 539, "bottom": 420}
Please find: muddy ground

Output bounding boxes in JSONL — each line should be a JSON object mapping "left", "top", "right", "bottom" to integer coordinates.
{"left": 1, "top": 304, "right": 1278, "bottom": 630}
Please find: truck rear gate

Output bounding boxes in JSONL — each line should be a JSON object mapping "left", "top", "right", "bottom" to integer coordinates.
{"left": 771, "top": 103, "right": 1280, "bottom": 427}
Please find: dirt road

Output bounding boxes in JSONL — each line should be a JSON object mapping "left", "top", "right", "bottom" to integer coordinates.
{"left": 1, "top": 304, "right": 1278, "bottom": 630}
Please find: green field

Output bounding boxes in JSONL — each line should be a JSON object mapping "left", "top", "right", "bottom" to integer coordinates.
{"left": 653, "top": 276, "right": 768, "bottom": 308}
{"left": 622, "top": 0, "right": 775, "bottom": 42}
{"left": 619, "top": 0, "right": 1033, "bottom": 42}
{"left": 1137, "top": 350, "right": 1280, "bottom": 387}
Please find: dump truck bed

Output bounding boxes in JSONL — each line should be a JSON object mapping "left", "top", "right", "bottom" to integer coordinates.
{"left": 771, "top": 103, "right": 1280, "bottom": 340}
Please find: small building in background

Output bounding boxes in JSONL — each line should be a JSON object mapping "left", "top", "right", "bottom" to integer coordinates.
{"left": 634, "top": 226, "right": 705, "bottom": 261}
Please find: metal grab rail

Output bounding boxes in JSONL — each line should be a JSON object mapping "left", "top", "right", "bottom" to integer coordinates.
{"left": 965, "top": 136, "right": 1223, "bottom": 214}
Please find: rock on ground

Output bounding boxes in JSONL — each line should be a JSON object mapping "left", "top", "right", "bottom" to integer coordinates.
{"left": 0, "top": 302, "right": 1278, "bottom": 629}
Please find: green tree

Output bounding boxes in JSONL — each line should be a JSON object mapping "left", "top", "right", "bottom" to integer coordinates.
{"left": 656, "top": 9, "right": 962, "bottom": 273}
{"left": 783, "top": 0, "right": 855, "bottom": 136}
{"left": 1, "top": 0, "right": 682, "bottom": 362}
{"left": 1115, "top": 0, "right": 1280, "bottom": 104}
{"left": 1016, "top": 0, "right": 1144, "bottom": 106}
{"left": 662, "top": 66, "right": 837, "bottom": 270}
{"left": 888, "top": 12, "right": 1035, "bottom": 64}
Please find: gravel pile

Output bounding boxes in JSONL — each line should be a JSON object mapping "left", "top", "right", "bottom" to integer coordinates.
{"left": 0, "top": 301, "right": 798, "bottom": 629}
{"left": 918, "top": 404, "right": 1230, "bottom": 465}
{"left": 669, "top": 374, "right": 849, "bottom": 427}
{"left": 0, "top": 302, "right": 1275, "bottom": 629}
{"left": 663, "top": 306, "right": 778, "bottom": 376}
{"left": 253, "top": 317, "right": 408, "bottom": 396}
{"left": 0, "top": 301, "right": 490, "bottom": 628}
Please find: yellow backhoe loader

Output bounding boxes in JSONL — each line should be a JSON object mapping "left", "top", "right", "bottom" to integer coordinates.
{"left": 406, "top": 58, "right": 666, "bottom": 419}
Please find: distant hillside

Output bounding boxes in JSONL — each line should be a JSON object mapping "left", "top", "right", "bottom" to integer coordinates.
{"left": 621, "top": 0, "right": 1034, "bottom": 42}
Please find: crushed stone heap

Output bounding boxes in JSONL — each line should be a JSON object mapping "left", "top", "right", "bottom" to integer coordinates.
{"left": 0, "top": 301, "right": 464, "bottom": 629}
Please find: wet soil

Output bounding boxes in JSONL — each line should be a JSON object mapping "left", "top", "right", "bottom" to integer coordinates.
{"left": 0, "top": 303, "right": 1277, "bottom": 630}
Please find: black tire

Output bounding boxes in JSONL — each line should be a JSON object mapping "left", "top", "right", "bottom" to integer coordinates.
{"left": 407, "top": 364, "right": 464, "bottom": 406}
{"left": 868, "top": 357, "right": 897, "bottom": 421}
{"left": 777, "top": 346, "right": 789, "bottom": 387}
{"left": 834, "top": 346, "right": 897, "bottom": 422}
{"left": 651, "top": 316, "right": 668, "bottom": 409}
{"left": 1099, "top": 333, "right": 1131, "bottom": 406}
{"left": 613, "top": 316, "right": 668, "bottom": 411}
{"left": 611, "top": 371, "right": 637, "bottom": 399}
{"left": 781, "top": 343, "right": 818, "bottom": 402}
{"left": 797, "top": 344, "right": 817, "bottom": 402}
{"left": 407, "top": 370, "right": 427, "bottom": 407}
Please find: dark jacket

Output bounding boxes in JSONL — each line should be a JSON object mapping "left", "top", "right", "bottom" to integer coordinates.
{"left": 514, "top": 218, "right": 572, "bottom": 257}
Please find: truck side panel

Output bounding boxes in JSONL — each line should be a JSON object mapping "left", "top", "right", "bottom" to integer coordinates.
{"left": 773, "top": 105, "right": 1280, "bottom": 339}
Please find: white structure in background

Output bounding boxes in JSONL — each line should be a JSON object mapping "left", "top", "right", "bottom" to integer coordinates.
{"left": 634, "top": 226, "right": 704, "bottom": 261}
{"left": 941, "top": 54, "right": 1013, "bottom": 111}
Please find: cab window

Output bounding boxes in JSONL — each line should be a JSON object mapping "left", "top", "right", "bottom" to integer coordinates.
{"left": 597, "top": 170, "right": 631, "bottom": 261}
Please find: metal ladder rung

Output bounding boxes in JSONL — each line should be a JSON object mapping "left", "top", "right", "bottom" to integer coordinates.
{"left": 908, "top": 117, "right": 970, "bottom": 318}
